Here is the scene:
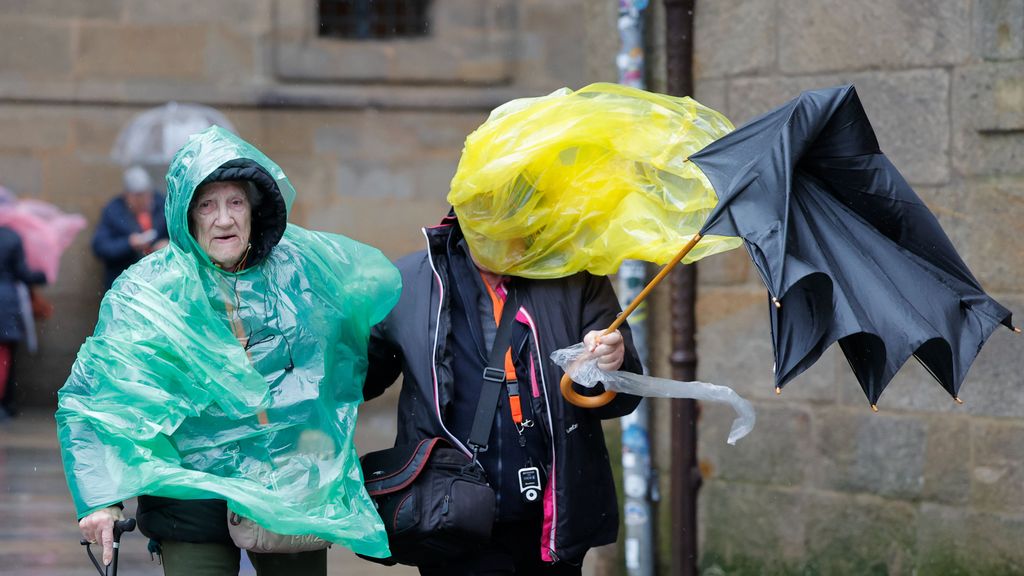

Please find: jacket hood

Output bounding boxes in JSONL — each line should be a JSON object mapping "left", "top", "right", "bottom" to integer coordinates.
{"left": 165, "top": 126, "right": 293, "bottom": 270}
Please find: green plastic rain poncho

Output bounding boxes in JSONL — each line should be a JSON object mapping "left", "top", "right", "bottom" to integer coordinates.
{"left": 449, "top": 83, "right": 742, "bottom": 278}
{"left": 56, "top": 127, "right": 400, "bottom": 558}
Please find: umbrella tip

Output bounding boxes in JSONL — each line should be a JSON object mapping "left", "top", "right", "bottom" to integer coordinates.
{"left": 1014, "top": 326, "right": 1021, "bottom": 334}
{"left": 954, "top": 396, "right": 964, "bottom": 405}
{"left": 775, "top": 386, "right": 781, "bottom": 395}
{"left": 870, "top": 404, "right": 879, "bottom": 413}
{"left": 772, "top": 297, "right": 781, "bottom": 309}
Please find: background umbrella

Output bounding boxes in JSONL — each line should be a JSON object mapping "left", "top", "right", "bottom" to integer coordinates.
{"left": 0, "top": 187, "right": 86, "bottom": 284}
{"left": 110, "top": 101, "right": 236, "bottom": 166}
{"left": 691, "top": 84, "right": 1016, "bottom": 408}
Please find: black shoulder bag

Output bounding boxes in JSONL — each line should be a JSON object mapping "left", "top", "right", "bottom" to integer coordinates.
{"left": 360, "top": 291, "right": 519, "bottom": 566}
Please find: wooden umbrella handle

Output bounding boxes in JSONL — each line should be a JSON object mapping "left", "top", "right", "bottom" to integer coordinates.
{"left": 560, "top": 234, "right": 704, "bottom": 408}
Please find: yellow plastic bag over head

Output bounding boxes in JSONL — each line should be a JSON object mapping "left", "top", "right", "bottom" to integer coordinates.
{"left": 449, "top": 82, "right": 742, "bottom": 278}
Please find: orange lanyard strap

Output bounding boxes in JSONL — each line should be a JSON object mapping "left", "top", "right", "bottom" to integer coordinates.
{"left": 479, "top": 271, "right": 523, "bottom": 426}
{"left": 136, "top": 211, "right": 153, "bottom": 232}
{"left": 222, "top": 289, "right": 270, "bottom": 426}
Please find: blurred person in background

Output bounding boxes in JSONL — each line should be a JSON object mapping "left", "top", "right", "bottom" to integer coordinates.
{"left": 364, "top": 209, "right": 642, "bottom": 575}
{"left": 92, "top": 165, "right": 168, "bottom": 290}
{"left": 0, "top": 225, "right": 46, "bottom": 420}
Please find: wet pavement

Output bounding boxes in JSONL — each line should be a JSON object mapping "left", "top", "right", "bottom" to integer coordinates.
{"left": 0, "top": 402, "right": 416, "bottom": 576}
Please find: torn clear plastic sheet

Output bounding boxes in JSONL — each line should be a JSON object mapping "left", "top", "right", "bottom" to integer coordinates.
{"left": 551, "top": 343, "right": 755, "bottom": 445}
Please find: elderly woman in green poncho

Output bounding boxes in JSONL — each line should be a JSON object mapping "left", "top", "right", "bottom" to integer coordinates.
{"left": 57, "top": 127, "right": 399, "bottom": 575}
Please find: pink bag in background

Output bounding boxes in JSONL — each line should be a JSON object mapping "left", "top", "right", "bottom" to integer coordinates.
{"left": 0, "top": 188, "right": 87, "bottom": 284}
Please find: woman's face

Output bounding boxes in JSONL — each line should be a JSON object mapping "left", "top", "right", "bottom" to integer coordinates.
{"left": 190, "top": 181, "right": 252, "bottom": 270}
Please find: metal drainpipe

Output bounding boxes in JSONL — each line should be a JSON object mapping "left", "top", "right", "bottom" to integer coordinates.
{"left": 616, "top": 2, "right": 656, "bottom": 575}
{"left": 664, "top": 1, "right": 701, "bottom": 576}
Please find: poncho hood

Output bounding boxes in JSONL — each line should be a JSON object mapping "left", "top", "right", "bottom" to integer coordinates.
{"left": 166, "top": 126, "right": 290, "bottom": 270}
{"left": 57, "top": 127, "right": 400, "bottom": 557}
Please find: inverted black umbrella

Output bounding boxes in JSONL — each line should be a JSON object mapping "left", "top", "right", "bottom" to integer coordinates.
{"left": 689, "top": 84, "right": 1016, "bottom": 408}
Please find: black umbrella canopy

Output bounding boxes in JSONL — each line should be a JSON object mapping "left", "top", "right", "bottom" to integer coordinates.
{"left": 691, "top": 85, "right": 1015, "bottom": 407}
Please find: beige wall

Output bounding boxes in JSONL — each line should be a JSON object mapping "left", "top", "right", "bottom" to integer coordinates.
{"left": 2, "top": 0, "right": 598, "bottom": 405}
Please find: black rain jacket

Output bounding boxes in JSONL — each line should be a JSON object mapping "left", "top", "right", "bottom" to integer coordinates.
{"left": 365, "top": 215, "right": 642, "bottom": 565}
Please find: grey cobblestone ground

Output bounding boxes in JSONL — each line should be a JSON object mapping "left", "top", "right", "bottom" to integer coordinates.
{"left": 0, "top": 404, "right": 416, "bottom": 576}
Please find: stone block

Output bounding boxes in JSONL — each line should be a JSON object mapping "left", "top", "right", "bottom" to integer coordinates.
{"left": 44, "top": 230, "right": 106, "bottom": 298}
{"left": 699, "top": 482, "right": 805, "bottom": 570}
{"left": 0, "top": 154, "right": 42, "bottom": 196}
{"left": 125, "top": 0, "right": 270, "bottom": 28}
{"left": 581, "top": 0, "right": 617, "bottom": 84}
{"left": 812, "top": 409, "right": 927, "bottom": 499}
{"left": 916, "top": 504, "right": 1024, "bottom": 575}
{"left": 693, "top": 79, "right": 730, "bottom": 120}
{"left": 696, "top": 287, "right": 776, "bottom": 398}
{"left": 38, "top": 155, "right": 122, "bottom": 212}
{"left": 918, "top": 182, "right": 1024, "bottom": 294}
{"left": 778, "top": 0, "right": 969, "bottom": 74}
{"left": 272, "top": 0, "right": 513, "bottom": 85}
{"left": 644, "top": 2, "right": 668, "bottom": 95}
{"left": 922, "top": 416, "right": 971, "bottom": 505}
{"left": 270, "top": 0, "right": 307, "bottom": 30}
{"left": 970, "top": 420, "right": 1024, "bottom": 513}
{"left": 952, "top": 62, "right": 1024, "bottom": 176}
{"left": 730, "top": 70, "right": 951, "bottom": 185}
{"left": 336, "top": 162, "right": 415, "bottom": 199}
{"left": 961, "top": 305, "right": 1024, "bottom": 419}
{"left": 0, "top": 21, "right": 73, "bottom": 79}
{"left": 0, "top": 0, "right": 122, "bottom": 19}
{"left": 836, "top": 353, "right": 962, "bottom": 413}
{"left": 0, "top": 107, "right": 72, "bottom": 152}
{"left": 697, "top": 287, "right": 840, "bottom": 403}
{"left": 693, "top": 0, "right": 776, "bottom": 80}
{"left": 414, "top": 157, "right": 461, "bottom": 201}
{"left": 205, "top": 25, "right": 258, "bottom": 82}
{"left": 696, "top": 247, "right": 751, "bottom": 287}
{"left": 314, "top": 120, "right": 370, "bottom": 158}
{"left": 395, "top": 112, "right": 486, "bottom": 150}
{"left": 76, "top": 24, "right": 207, "bottom": 80}
{"left": 699, "top": 402, "right": 812, "bottom": 486}
{"left": 804, "top": 491, "right": 917, "bottom": 575}
{"left": 975, "top": 0, "right": 1024, "bottom": 61}
{"left": 70, "top": 108, "right": 136, "bottom": 160}
{"left": 303, "top": 195, "right": 448, "bottom": 259}
{"left": 315, "top": 113, "right": 418, "bottom": 161}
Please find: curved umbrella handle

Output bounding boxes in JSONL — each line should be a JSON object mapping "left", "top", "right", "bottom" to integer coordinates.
{"left": 561, "top": 234, "right": 703, "bottom": 408}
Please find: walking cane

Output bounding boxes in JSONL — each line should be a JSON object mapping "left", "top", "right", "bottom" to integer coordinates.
{"left": 81, "top": 518, "right": 136, "bottom": 576}
{"left": 560, "top": 233, "right": 706, "bottom": 408}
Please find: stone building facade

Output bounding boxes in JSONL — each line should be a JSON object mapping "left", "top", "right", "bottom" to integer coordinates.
{"left": 5, "top": 1, "right": 1021, "bottom": 573}
{"left": 649, "top": 1, "right": 1024, "bottom": 573}
{"left": 0, "top": 0, "right": 620, "bottom": 406}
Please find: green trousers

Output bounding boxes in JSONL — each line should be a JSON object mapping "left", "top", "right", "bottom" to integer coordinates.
{"left": 159, "top": 540, "right": 327, "bottom": 576}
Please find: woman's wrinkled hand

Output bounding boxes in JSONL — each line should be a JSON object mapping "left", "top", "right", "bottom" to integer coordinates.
{"left": 584, "top": 330, "right": 625, "bottom": 372}
{"left": 78, "top": 506, "right": 125, "bottom": 566}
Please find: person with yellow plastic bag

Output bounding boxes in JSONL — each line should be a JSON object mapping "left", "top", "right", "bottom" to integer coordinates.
{"left": 58, "top": 127, "right": 400, "bottom": 575}
{"left": 363, "top": 83, "right": 736, "bottom": 574}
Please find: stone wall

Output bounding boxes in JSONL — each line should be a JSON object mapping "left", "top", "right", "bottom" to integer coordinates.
{"left": 681, "top": 1, "right": 1024, "bottom": 573}
{"left": 1, "top": 0, "right": 591, "bottom": 407}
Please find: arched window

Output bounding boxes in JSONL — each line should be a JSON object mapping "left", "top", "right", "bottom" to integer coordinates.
{"left": 318, "top": 0, "right": 432, "bottom": 40}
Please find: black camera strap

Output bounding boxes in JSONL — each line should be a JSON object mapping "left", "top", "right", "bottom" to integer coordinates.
{"left": 467, "top": 287, "right": 519, "bottom": 458}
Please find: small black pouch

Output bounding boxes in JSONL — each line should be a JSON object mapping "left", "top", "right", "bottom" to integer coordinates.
{"left": 361, "top": 437, "right": 495, "bottom": 566}
{"left": 360, "top": 288, "right": 518, "bottom": 567}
